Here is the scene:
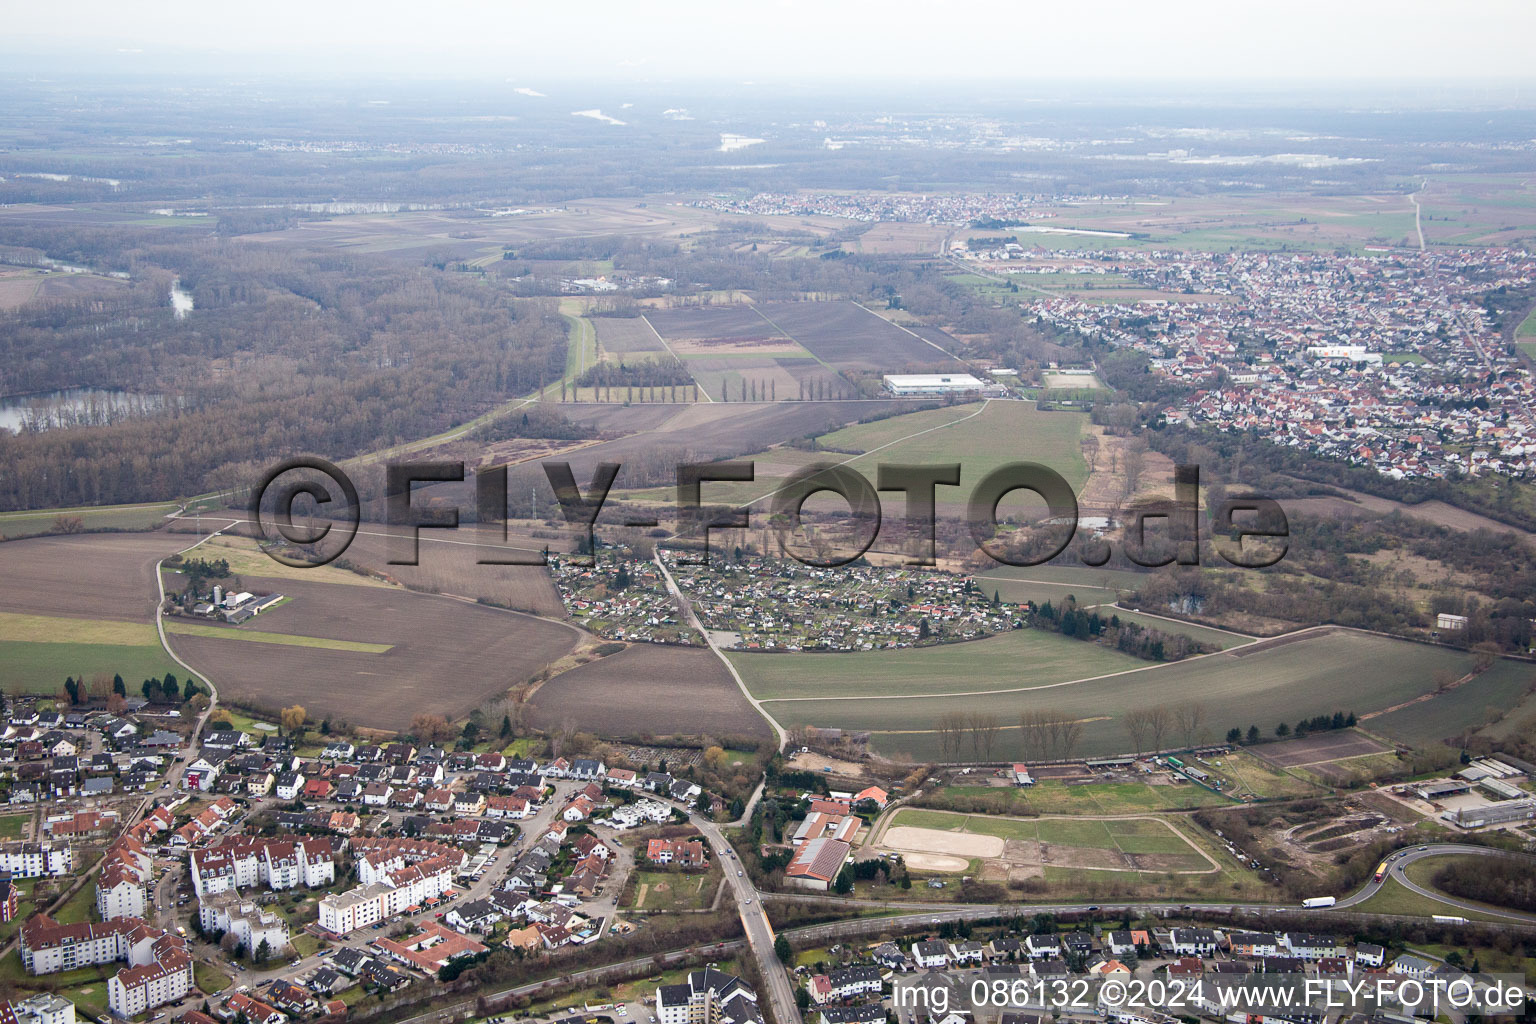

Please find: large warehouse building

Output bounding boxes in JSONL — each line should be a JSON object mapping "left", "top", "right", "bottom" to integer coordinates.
{"left": 883, "top": 373, "right": 986, "bottom": 396}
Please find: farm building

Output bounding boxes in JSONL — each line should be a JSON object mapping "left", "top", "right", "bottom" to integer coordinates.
{"left": 882, "top": 373, "right": 985, "bottom": 396}
{"left": 1413, "top": 780, "right": 1470, "bottom": 802}
{"left": 785, "top": 837, "right": 851, "bottom": 891}
{"left": 1011, "top": 763, "right": 1034, "bottom": 786}
{"left": 1478, "top": 778, "right": 1525, "bottom": 800}
{"left": 1450, "top": 798, "right": 1536, "bottom": 829}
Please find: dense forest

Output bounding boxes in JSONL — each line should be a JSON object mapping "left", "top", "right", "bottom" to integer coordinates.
{"left": 1433, "top": 858, "right": 1536, "bottom": 914}
{"left": 0, "top": 230, "right": 567, "bottom": 508}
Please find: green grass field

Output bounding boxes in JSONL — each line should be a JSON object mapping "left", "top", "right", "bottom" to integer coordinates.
{"left": 754, "top": 629, "right": 1476, "bottom": 761}
{"left": 0, "top": 612, "right": 161, "bottom": 646}
{"left": 165, "top": 621, "right": 393, "bottom": 653}
{"left": 0, "top": 640, "right": 178, "bottom": 694}
{"left": 733, "top": 626, "right": 1144, "bottom": 700}
{"left": 0, "top": 501, "right": 175, "bottom": 540}
{"left": 628, "top": 869, "right": 717, "bottom": 911}
{"left": 1367, "top": 658, "right": 1536, "bottom": 747}
{"left": 1103, "top": 608, "right": 1250, "bottom": 650}
{"left": 974, "top": 564, "right": 1157, "bottom": 592}
{"left": 1352, "top": 877, "right": 1508, "bottom": 923}
{"left": 816, "top": 400, "right": 1088, "bottom": 490}
{"left": 1517, "top": 308, "right": 1536, "bottom": 338}
{"left": 915, "top": 778, "right": 1229, "bottom": 815}
{"left": 194, "top": 961, "right": 232, "bottom": 996}
{"left": 0, "top": 814, "right": 29, "bottom": 839}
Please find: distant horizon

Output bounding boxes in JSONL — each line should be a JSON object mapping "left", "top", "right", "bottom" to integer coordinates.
{"left": 4, "top": 65, "right": 1536, "bottom": 113}
{"left": 6, "top": 0, "right": 1536, "bottom": 89}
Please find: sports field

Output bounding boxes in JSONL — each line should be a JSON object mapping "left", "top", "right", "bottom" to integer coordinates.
{"left": 880, "top": 808, "right": 1217, "bottom": 876}
{"left": 746, "top": 628, "right": 1476, "bottom": 760}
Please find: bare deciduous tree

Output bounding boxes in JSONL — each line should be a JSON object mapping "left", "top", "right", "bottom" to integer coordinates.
{"left": 1145, "top": 705, "right": 1172, "bottom": 753}
{"left": 1173, "top": 702, "right": 1207, "bottom": 750}
{"left": 1123, "top": 708, "right": 1150, "bottom": 757}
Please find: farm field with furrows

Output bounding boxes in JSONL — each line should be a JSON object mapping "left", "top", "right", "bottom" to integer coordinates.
{"left": 338, "top": 525, "right": 567, "bottom": 618}
{"left": 0, "top": 533, "right": 189, "bottom": 622}
{"left": 0, "top": 533, "right": 189, "bottom": 690}
{"left": 165, "top": 574, "right": 581, "bottom": 728}
{"left": 753, "top": 300, "right": 965, "bottom": 370}
{"left": 746, "top": 628, "right": 1480, "bottom": 761}
{"left": 525, "top": 642, "right": 771, "bottom": 740}
{"left": 593, "top": 316, "right": 669, "bottom": 355}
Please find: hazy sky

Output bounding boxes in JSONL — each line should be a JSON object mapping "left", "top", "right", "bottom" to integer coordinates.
{"left": 7, "top": 0, "right": 1536, "bottom": 84}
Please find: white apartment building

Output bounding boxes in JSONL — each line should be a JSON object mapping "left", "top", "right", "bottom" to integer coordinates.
{"left": 0, "top": 842, "right": 72, "bottom": 878}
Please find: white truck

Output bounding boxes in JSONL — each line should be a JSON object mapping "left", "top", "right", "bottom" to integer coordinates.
{"left": 1302, "top": 896, "right": 1336, "bottom": 908}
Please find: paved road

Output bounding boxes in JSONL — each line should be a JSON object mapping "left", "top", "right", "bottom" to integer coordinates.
{"left": 653, "top": 551, "right": 787, "bottom": 755}
{"left": 688, "top": 812, "right": 799, "bottom": 1024}
{"left": 760, "top": 841, "right": 1536, "bottom": 926}
{"left": 1334, "top": 842, "right": 1536, "bottom": 921}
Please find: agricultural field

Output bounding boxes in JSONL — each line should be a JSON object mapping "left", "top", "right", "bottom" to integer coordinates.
{"left": 0, "top": 500, "right": 177, "bottom": 540}
{"left": 167, "top": 574, "right": 580, "bottom": 729}
{"left": 164, "top": 620, "right": 395, "bottom": 653}
{"left": 754, "top": 300, "right": 962, "bottom": 371}
{"left": 641, "top": 304, "right": 846, "bottom": 401}
{"left": 746, "top": 628, "right": 1476, "bottom": 761}
{"left": 547, "top": 398, "right": 912, "bottom": 492}
{"left": 0, "top": 611, "right": 178, "bottom": 693}
{"left": 731, "top": 625, "right": 1144, "bottom": 700}
{"left": 1364, "top": 658, "right": 1536, "bottom": 748}
{"left": 338, "top": 525, "right": 566, "bottom": 618}
{"left": 979, "top": 191, "right": 1455, "bottom": 253}
{"left": 613, "top": 399, "right": 1088, "bottom": 523}
{"left": 594, "top": 316, "right": 668, "bottom": 356}
{"left": 526, "top": 642, "right": 771, "bottom": 740}
{"left": 174, "top": 533, "right": 395, "bottom": 589}
{"left": 0, "top": 639, "right": 179, "bottom": 694}
{"left": 0, "top": 533, "right": 188, "bottom": 622}
{"left": 0, "top": 267, "right": 129, "bottom": 310}
{"left": 1256, "top": 729, "right": 1392, "bottom": 768}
